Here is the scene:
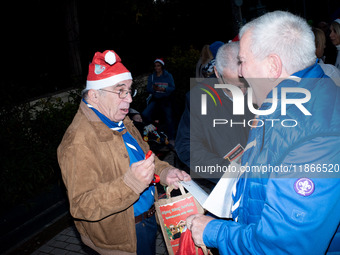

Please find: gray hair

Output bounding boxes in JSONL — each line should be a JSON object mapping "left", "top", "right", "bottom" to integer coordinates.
{"left": 81, "top": 89, "right": 105, "bottom": 100}
{"left": 239, "top": 11, "right": 316, "bottom": 74}
{"left": 82, "top": 89, "right": 90, "bottom": 99}
{"left": 215, "top": 42, "right": 240, "bottom": 75}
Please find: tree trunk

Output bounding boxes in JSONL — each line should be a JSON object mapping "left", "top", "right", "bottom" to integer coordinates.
{"left": 230, "top": 0, "right": 243, "bottom": 37}
{"left": 65, "top": 0, "right": 82, "bottom": 78}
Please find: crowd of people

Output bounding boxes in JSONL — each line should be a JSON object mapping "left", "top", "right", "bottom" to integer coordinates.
{"left": 57, "top": 10, "right": 340, "bottom": 255}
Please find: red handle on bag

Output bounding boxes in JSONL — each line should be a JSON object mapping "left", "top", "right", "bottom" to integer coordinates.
{"left": 145, "top": 150, "right": 160, "bottom": 184}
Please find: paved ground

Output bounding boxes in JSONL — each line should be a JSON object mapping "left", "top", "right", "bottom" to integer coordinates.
{"left": 30, "top": 225, "right": 168, "bottom": 255}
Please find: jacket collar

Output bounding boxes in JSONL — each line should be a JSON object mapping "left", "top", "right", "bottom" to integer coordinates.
{"left": 79, "top": 101, "right": 131, "bottom": 141}
{"left": 260, "top": 63, "right": 324, "bottom": 114}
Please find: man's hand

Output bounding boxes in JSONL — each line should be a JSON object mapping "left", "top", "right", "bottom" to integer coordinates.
{"left": 186, "top": 214, "right": 214, "bottom": 247}
{"left": 130, "top": 153, "right": 155, "bottom": 186}
{"left": 166, "top": 168, "right": 191, "bottom": 189}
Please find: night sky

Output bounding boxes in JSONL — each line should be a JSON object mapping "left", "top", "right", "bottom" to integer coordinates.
{"left": 3, "top": 0, "right": 340, "bottom": 105}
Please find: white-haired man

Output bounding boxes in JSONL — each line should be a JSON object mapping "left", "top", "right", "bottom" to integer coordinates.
{"left": 187, "top": 11, "right": 340, "bottom": 254}
{"left": 175, "top": 42, "right": 253, "bottom": 187}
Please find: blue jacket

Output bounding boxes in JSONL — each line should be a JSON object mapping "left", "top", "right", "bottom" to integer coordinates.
{"left": 147, "top": 70, "right": 175, "bottom": 99}
{"left": 203, "top": 64, "right": 340, "bottom": 254}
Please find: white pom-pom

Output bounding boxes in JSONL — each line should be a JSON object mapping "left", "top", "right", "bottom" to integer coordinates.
{"left": 105, "top": 51, "right": 116, "bottom": 65}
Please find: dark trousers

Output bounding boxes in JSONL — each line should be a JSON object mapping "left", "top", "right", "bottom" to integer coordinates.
{"left": 142, "top": 98, "right": 175, "bottom": 140}
{"left": 135, "top": 214, "right": 158, "bottom": 255}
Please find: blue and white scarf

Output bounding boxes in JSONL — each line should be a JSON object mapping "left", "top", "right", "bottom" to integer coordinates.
{"left": 83, "top": 99, "right": 155, "bottom": 216}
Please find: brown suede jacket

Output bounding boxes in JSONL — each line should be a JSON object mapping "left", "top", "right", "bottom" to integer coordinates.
{"left": 57, "top": 101, "right": 173, "bottom": 253}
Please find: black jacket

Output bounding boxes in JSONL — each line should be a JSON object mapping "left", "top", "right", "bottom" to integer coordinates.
{"left": 176, "top": 78, "right": 253, "bottom": 184}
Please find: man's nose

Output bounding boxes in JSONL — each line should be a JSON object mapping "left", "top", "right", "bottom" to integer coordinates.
{"left": 124, "top": 92, "right": 133, "bottom": 103}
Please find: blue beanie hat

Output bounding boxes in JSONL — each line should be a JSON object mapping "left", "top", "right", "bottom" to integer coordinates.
{"left": 209, "top": 41, "right": 224, "bottom": 58}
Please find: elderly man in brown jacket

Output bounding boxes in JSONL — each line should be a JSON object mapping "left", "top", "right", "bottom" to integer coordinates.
{"left": 57, "top": 50, "right": 190, "bottom": 255}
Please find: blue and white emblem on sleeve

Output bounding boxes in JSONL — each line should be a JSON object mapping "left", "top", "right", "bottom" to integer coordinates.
{"left": 294, "top": 178, "right": 315, "bottom": 196}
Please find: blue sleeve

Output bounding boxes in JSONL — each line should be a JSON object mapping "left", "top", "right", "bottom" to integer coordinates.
{"left": 164, "top": 73, "right": 175, "bottom": 96}
{"left": 175, "top": 92, "right": 190, "bottom": 166}
{"left": 203, "top": 136, "right": 340, "bottom": 254}
{"left": 146, "top": 74, "right": 154, "bottom": 94}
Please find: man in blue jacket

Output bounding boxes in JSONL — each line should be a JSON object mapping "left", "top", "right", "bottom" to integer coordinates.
{"left": 187, "top": 11, "right": 340, "bottom": 254}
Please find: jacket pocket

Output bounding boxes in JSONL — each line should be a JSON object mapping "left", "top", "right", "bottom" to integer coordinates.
{"left": 85, "top": 212, "right": 132, "bottom": 247}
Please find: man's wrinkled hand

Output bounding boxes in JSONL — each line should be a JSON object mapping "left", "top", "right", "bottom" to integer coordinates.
{"left": 186, "top": 214, "right": 214, "bottom": 247}
{"left": 166, "top": 168, "right": 191, "bottom": 189}
{"left": 130, "top": 153, "right": 155, "bottom": 186}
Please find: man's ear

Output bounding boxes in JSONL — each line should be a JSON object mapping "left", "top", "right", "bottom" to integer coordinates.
{"left": 213, "top": 66, "right": 220, "bottom": 78}
{"left": 267, "top": 54, "right": 282, "bottom": 79}
{"left": 88, "top": 89, "right": 100, "bottom": 103}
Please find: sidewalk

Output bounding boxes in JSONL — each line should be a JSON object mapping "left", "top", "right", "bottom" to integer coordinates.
{"left": 31, "top": 225, "right": 168, "bottom": 255}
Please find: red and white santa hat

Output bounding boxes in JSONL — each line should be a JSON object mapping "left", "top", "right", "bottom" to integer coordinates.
{"left": 154, "top": 58, "right": 165, "bottom": 66}
{"left": 86, "top": 50, "right": 132, "bottom": 90}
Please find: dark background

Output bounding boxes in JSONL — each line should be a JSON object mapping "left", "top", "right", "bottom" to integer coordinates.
{"left": 1, "top": 0, "right": 340, "bottom": 214}
{"left": 1, "top": 1, "right": 340, "bottom": 252}
{"left": 3, "top": 0, "right": 340, "bottom": 105}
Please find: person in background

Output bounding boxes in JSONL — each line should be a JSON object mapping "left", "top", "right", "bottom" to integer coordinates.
{"left": 330, "top": 18, "right": 340, "bottom": 69}
{"left": 201, "top": 41, "right": 224, "bottom": 78}
{"left": 58, "top": 50, "right": 190, "bottom": 255}
{"left": 142, "top": 58, "right": 176, "bottom": 146}
{"left": 187, "top": 11, "right": 340, "bottom": 254}
{"left": 313, "top": 27, "right": 327, "bottom": 63}
{"left": 129, "top": 108, "right": 169, "bottom": 146}
{"left": 196, "top": 44, "right": 214, "bottom": 79}
{"left": 317, "top": 20, "right": 337, "bottom": 65}
{"left": 129, "top": 108, "right": 143, "bottom": 123}
{"left": 312, "top": 27, "right": 340, "bottom": 86}
{"left": 175, "top": 42, "right": 253, "bottom": 189}
{"left": 128, "top": 108, "right": 145, "bottom": 135}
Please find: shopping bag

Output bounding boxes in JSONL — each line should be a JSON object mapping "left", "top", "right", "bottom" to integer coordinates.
{"left": 154, "top": 183, "right": 210, "bottom": 255}
{"left": 176, "top": 227, "right": 212, "bottom": 255}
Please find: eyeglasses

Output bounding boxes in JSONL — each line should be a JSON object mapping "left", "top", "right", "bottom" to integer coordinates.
{"left": 100, "top": 88, "right": 137, "bottom": 99}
